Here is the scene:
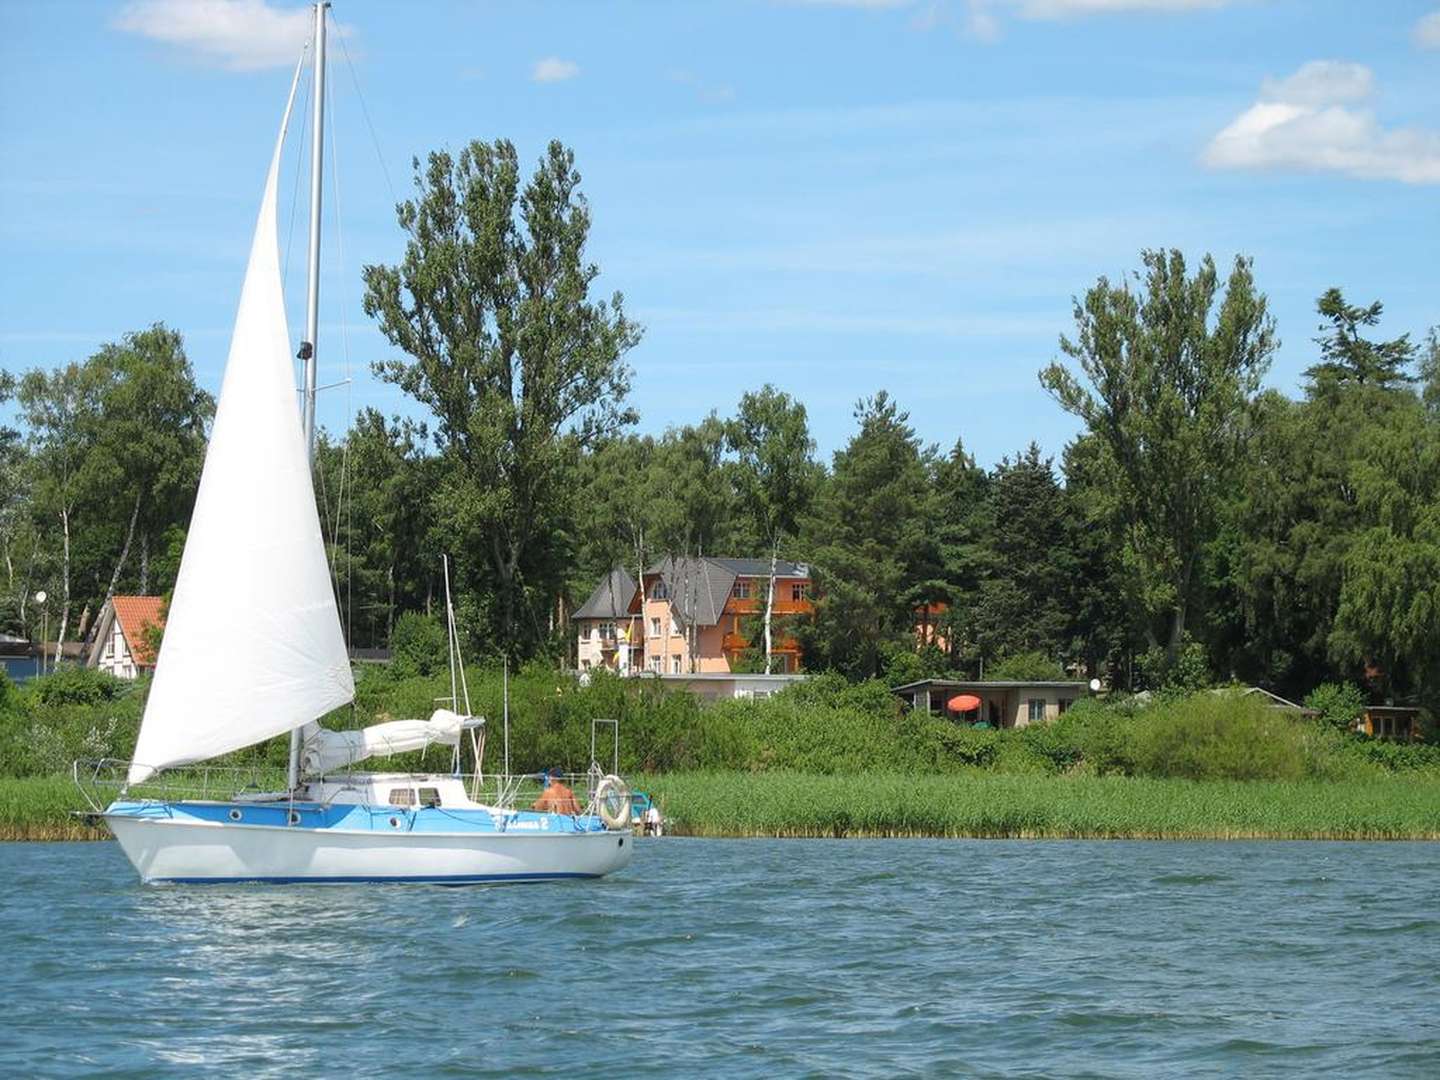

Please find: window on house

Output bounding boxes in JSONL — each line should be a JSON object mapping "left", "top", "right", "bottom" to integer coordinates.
{"left": 599, "top": 621, "right": 615, "bottom": 638}
{"left": 650, "top": 617, "right": 661, "bottom": 636}
{"left": 1027, "top": 699, "right": 1047, "bottom": 723}
{"left": 648, "top": 655, "right": 661, "bottom": 672}
{"left": 651, "top": 580, "right": 670, "bottom": 600}
{"left": 1058, "top": 698, "right": 1072, "bottom": 715}
{"left": 732, "top": 579, "right": 751, "bottom": 599}
{"left": 387, "top": 788, "right": 415, "bottom": 807}
{"left": 791, "top": 583, "right": 807, "bottom": 602}
{"left": 671, "top": 654, "right": 682, "bottom": 673}
{"left": 670, "top": 616, "right": 680, "bottom": 636}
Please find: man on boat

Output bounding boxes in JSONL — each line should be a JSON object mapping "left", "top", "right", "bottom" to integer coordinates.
{"left": 533, "top": 768, "right": 581, "bottom": 814}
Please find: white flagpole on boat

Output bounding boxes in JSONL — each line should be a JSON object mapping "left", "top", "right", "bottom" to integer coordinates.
{"left": 290, "top": 0, "right": 329, "bottom": 793}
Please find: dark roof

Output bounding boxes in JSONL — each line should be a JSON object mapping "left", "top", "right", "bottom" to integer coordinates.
{"left": 645, "top": 556, "right": 733, "bottom": 627}
{"left": 708, "top": 557, "right": 809, "bottom": 579}
{"left": 574, "top": 568, "right": 638, "bottom": 620}
{"left": 891, "top": 678, "right": 1089, "bottom": 694}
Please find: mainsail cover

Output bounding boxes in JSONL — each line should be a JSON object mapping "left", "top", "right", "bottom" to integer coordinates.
{"left": 128, "top": 76, "right": 354, "bottom": 785}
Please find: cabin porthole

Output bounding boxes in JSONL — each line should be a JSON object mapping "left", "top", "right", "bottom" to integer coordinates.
{"left": 618, "top": 837, "right": 624, "bottom": 848}
{"left": 287, "top": 810, "right": 301, "bottom": 825}
{"left": 389, "top": 816, "right": 401, "bottom": 829}
{"left": 228, "top": 809, "right": 242, "bottom": 822}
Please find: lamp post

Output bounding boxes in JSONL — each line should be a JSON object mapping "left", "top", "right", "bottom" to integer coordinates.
{"left": 34, "top": 591, "right": 47, "bottom": 677}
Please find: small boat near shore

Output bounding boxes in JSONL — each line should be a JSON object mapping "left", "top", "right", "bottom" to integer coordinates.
{"left": 78, "top": 3, "right": 633, "bottom": 885}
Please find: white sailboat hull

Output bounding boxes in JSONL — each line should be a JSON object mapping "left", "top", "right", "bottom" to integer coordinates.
{"left": 106, "top": 814, "right": 634, "bottom": 885}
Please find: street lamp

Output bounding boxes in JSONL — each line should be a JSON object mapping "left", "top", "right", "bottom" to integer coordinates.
{"left": 34, "top": 591, "right": 47, "bottom": 677}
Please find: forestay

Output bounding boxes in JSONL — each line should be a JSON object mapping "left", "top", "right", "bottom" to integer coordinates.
{"left": 128, "top": 70, "right": 354, "bottom": 785}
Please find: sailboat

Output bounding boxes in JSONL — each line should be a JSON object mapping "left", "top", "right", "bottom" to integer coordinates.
{"left": 93, "top": 5, "right": 633, "bottom": 884}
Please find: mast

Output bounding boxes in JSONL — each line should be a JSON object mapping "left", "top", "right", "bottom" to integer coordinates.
{"left": 290, "top": 1, "right": 329, "bottom": 793}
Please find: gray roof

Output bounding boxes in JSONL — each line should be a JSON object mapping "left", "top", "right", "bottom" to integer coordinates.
{"left": 709, "top": 557, "right": 809, "bottom": 579}
{"left": 891, "top": 678, "right": 1090, "bottom": 694}
{"left": 574, "top": 568, "right": 638, "bottom": 620}
{"left": 646, "top": 556, "right": 734, "bottom": 627}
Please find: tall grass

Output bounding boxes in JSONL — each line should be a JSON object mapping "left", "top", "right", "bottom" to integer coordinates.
{"left": 641, "top": 771, "right": 1440, "bottom": 840}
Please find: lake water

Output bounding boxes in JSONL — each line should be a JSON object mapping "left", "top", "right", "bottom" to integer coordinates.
{"left": 4, "top": 838, "right": 1437, "bottom": 1077}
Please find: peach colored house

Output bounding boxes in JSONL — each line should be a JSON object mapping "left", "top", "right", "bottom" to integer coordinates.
{"left": 575, "top": 557, "right": 813, "bottom": 675}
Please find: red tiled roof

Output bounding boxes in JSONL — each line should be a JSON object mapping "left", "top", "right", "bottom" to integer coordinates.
{"left": 112, "top": 595, "right": 166, "bottom": 667}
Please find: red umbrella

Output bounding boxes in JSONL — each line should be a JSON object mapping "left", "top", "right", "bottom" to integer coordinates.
{"left": 948, "top": 694, "right": 982, "bottom": 712}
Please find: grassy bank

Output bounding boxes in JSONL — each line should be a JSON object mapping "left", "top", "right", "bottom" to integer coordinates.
{"left": 642, "top": 772, "right": 1440, "bottom": 840}
{"left": 5, "top": 770, "right": 1439, "bottom": 842}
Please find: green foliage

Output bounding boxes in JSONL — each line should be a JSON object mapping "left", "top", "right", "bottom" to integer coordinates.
{"left": 363, "top": 138, "right": 641, "bottom": 657}
{"left": 1040, "top": 249, "right": 1276, "bottom": 658}
{"left": 1136, "top": 635, "right": 1211, "bottom": 693}
{"left": 388, "top": 612, "right": 447, "bottom": 678}
{"left": 1304, "top": 682, "right": 1366, "bottom": 732}
{"left": 988, "top": 651, "right": 1067, "bottom": 682}
{"left": 1131, "top": 692, "right": 1306, "bottom": 781}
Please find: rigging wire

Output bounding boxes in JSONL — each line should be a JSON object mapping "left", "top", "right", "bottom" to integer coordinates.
{"left": 336, "top": 27, "right": 399, "bottom": 207}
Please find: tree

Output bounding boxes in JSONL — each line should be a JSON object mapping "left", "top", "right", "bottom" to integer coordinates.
{"left": 83, "top": 325, "right": 212, "bottom": 600}
{"left": 363, "top": 139, "right": 641, "bottom": 656}
{"left": 801, "top": 392, "right": 937, "bottom": 678}
{"left": 968, "top": 445, "right": 1071, "bottom": 669}
{"left": 1040, "top": 249, "right": 1276, "bottom": 662}
{"left": 726, "top": 385, "right": 819, "bottom": 672}
{"left": 1305, "top": 288, "right": 1415, "bottom": 393}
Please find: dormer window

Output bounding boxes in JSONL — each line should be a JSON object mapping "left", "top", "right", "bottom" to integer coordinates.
{"left": 650, "top": 580, "right": 670, "bottom": 600}
{"left": 732, "top": 579, "right": 752, "bottom": 599}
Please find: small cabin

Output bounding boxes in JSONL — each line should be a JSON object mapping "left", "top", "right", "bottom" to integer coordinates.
{"left": 1358, "top": 706, "right": 1424, "bottom": 742}
{"left": 892, "top": 678, "right": 1091, "bottom": 729}
{"left": 86, "top": 596, "right": 166, "bottom": 680}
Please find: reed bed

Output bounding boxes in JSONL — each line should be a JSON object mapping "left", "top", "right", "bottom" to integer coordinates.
{"left": 640, "top": 771, "right": 1440, "bottom": 840}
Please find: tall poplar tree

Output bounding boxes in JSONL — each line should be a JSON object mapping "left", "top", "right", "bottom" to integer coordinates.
{"left": 363, "top": 140, "right": 641, "bottom": 654}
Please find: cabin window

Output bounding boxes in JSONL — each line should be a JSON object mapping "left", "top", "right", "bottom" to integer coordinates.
{"left": 1058, "top": 698, "right": 1072, "bottom": 715}
{"left": 1027, "top": 699, "right": 1046, "bottom": 723}
{"left": 732, "top": 580, "right": 751, "bottom": 599}
{"left": 417, "top": 787, "right": 442, "bottom": 807}
{"left": 791, "top": 583, "right": 807, "bottom": 602}
{"left": 388, "top": 788, "right": 415, "bottom": 807}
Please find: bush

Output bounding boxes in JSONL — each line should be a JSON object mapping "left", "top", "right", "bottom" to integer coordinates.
{"left": 1304, "top": 682, "right": 1366, "bottom": 732}
{"left": 1131, "top": 691, "right": 1305, "bottom": 781}
{"left": 25, "top": 666, "right": 128, "bottom": 707}
{"left": 1136, "top": 635, "right": 1211, "bottom": 694}
{"left": 389, "top": 612, "right": 447, "bottom": 677}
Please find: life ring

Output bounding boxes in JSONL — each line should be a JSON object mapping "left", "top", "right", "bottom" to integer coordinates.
{"left": 595, "top": 774, "right": 632, "bottom": 830}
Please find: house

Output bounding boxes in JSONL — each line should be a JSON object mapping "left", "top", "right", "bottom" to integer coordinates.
{"left": 914, "top": 602, "right": 950, "bottom": 652}
{"left": 574, "top": 568, "right": 640, "bottom": 674}
{"left": 1231, "top": 686, "right": 1320, "bottom": 718}
{"left": 1358, "top": 705, "right": 1424, "bottom": 742}
{"left": 892, "top": 677, "right": 1090, "bottom": 729}
{"left": 635, "top": 556, "right": 812, "bottom": 675}
{"left": 641, "top": 671, "right": 810, "bottom": 701}
{"left": 86, "top": 595, "right": 166, "bottom": 680}
{"left": 573, "top": 556, "right": 814, "bottom": 676}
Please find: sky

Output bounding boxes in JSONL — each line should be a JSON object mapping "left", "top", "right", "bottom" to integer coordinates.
{"left": 1, "top": 0, "right": 1437, "bottom": 468}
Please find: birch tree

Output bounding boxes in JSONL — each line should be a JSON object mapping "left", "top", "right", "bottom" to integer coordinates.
{"left": 726, "top": 386, "right": 818, "bottom": 672}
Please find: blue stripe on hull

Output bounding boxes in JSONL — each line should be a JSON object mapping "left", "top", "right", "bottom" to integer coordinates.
{"left": 151, "top": 871, "right": 602, "bottom": 885}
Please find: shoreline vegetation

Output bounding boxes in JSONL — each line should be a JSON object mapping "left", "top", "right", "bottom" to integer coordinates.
{"left": 4, "top": 772, "right": 1439, "bottom": 843}
{"left": 2, "top": 665, "right": 1437, "bottom": 842}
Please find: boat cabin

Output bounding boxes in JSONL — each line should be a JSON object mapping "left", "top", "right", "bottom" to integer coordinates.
{"left": 303, "top": 773, "right": 479, "bottom": 809}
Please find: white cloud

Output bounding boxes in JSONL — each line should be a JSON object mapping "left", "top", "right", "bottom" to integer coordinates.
{"left": 1203, "top": 60, "right": 1440, "bottom": 184}
{"left": 114, "top": 0, "right": 321, "bottom": 71}
{"left": 1415, "top": 10, "right": 1440, "bottom": 49}
{"left": 531, "top": 57, "right": 580, "bottom": 83}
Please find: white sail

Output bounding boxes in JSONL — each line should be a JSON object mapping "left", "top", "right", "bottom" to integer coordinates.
{"left": 128, "top": 75, "right": 354, "bottom": 785}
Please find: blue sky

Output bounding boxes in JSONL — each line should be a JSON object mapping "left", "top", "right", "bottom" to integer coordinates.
{"left": 2, "top": 0, "right": 1437, "bottom": 467}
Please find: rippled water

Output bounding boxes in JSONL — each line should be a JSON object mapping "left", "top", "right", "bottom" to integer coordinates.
{"left": 5, "top": 838, "right": 1437, "bottom": 1077}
